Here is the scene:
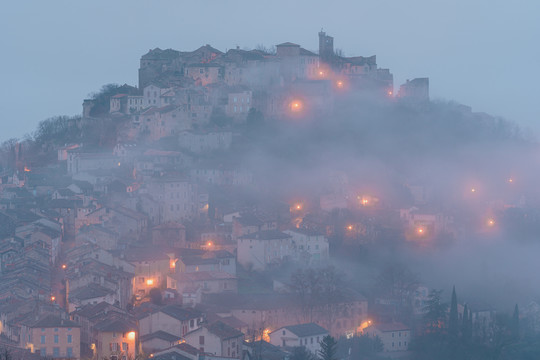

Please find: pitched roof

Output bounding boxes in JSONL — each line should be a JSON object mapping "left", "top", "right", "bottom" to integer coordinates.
{"left": 70, "top": 283, "right": 115, "bottom": 301}
{"left": 94, "top": 318, "right": 136, "bottom": 333}
{"left": 159, "top": 305, "right": 202, "bottom": 321}
{"left": 178, "top": 271, "right": 236, "bottom": 282}
{"left": 372, "top": 322, "right": 410, "bottom": 332}
{"left": 276, "top": 42, "right": 300, "bottom": 47}
{"left": 279, "top": 323, "right": 328, "bottom": 337}
{"left": 239, "top": 230, "right": 291, "bottom": 241}
{"left": 31, "top": 315, "right": 79, "bottom": 328}
{"left": 205, "top": 321, "right": 244, "bottom": 340}
{"left": 140, "top": 330, "right": 182, "bottom": 343}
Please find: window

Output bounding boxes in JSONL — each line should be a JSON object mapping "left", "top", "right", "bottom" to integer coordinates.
{"left": 53, "top": 347, "right": 59, "bottom": 357}
{"left": 122, "top": 342, "right": 128, "bottom": 351}
{"left": 282, "top": 330, "right": 286, "bottom": 335}
{"left": 199, "top": 336, "right": 205, "bottom": 345}
{"left": 190, "top": 320, "right": 194, "bottom": 327}
{"left": 40, "top": 348, "right": 46, "bottom": 356}
{"left": 54, "top": 335, "right": 59, "bottom": 343}
{"left": 67, "top": 347, "right": 73, "bottom": 358}
{"left": 54, "top": 328, "right": 58, "bottom": 332}
{"left": 41, "top": 335, "right": 46, "bottom": 344}
{"left": 113, "top": 332, "right": 117, "bottom": 338}
{"left": 67, "top": 335, "right": 72, "bottom": 343}
{"left": 392, "top": 342, "right": 394, "bottom": 347}
{"left": 399, "top": 341, "right": 401, "bottom": 346}
{"left": 399, "top": 332, "right": 401, "bottom": 337}
{"left": 392, "top": 332, "right": 395, "bottom": 338}
{"left": 111, "top": 343, "right": 119, "bottom": 351}
{"left": 310, "top": 337, "right": 313, "bottom": 344}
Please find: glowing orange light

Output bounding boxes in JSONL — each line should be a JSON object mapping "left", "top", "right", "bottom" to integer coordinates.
{"left": 487, "top": 219, "right": 495, "bottom": 227}
{"left": 24, "top": 166, "right": 31, "bottom": 172}
{"left": 61, "top": 264, "right": 67, "bottom": 270}
{"left": 508, "top": 178, "right": 513, "bottom": 183}
{"left": 146, "top": 279, "right": 154, "bottom": 286}
{"left": 347, "top": 225, "right": 353, "bottom": 231}
{"left": 387, "top": 90, "right": 393, "bottom": 96}
{"left": 471, "top": 188, "right": 476, "bottom": 193}
{"left": 417, "top": 227, "right": 425, "bottom": 235}
{"left": 359, "top": 320, "right": 373, "bottom": 332}
{"left": 207, "top": 241, "right": 213, "bottom": 247}
{"left": 362, "top": 199, "right": 369, "bottom": 206}
{"left": 170, "top": 260, "right": 176, "bottom": 269}
{"left": 127, "top": 331, "right": 136, "bottom": 340}
{"left": 290, "top": 100, "right": 303, "bottom": 112}
{"left": 117, "top": 162, "right": 121, "bottom": 166}
{"left": 319, "top": 71, "right": 324, "bottom": 76}
{"left": 336, "top": 81, "right": 343, "bottom": 88}
{"left": 51, "top": 296, "right": 56, "bottom": 302}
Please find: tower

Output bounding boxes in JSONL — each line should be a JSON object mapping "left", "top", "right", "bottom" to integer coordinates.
{"left": 318, "top": 30, "right": 334, "bottom": 63}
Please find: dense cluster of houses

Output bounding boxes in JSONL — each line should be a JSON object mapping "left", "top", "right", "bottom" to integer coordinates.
{"left": 0, "top": 32, "right": 484, "bottom": 360}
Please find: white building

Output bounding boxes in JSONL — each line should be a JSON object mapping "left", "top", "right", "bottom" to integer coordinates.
{"left": 364, "top": 323, "right": 411, "bottom": 352}
{"left": 283, "top": 229, "right": 329, "bottom": 265}
{"left": 268, "top": 323, "right": 329, "bottom": 354}
{"left": 237, "top": 230, "right": 293, "bottom": 271}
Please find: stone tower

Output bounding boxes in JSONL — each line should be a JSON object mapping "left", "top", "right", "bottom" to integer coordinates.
{"left": 318, "top": 30, "right": 334, "bottom": 63}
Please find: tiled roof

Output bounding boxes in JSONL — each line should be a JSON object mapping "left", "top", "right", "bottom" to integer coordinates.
{"left": 372, "top": 322, "right": 410, "bottom": 332}
{"left": 31, "top": 315, "right": 79, "bottom": 328}
{"left": 239, "top": 230, "right": 291, "bottom": 241}
{"left": 205, "top": 321, "right": 243, "bottom": 340}
{"left": 70, "top": 283, "right": 115, "bottom": 301}
{"left": 159, "top": 305, "right": 202, "bottom": 321}
{"left": 140, "top": 330, "right": 181, "bottom": 343}
{"left": 94, "top": 318, "right": 136, "bottom": 333}
{"left": 280, "top": 323, "right": 328, "bottom": 337}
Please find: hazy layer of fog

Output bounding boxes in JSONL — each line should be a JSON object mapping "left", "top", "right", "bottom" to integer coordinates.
{"left": 1, "top": 0, "right": 539, "bottom": 141}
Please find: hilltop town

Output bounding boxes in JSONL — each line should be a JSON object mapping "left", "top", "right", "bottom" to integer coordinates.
{"left": 0, "top": 31, "right": 535, "bottom": 360}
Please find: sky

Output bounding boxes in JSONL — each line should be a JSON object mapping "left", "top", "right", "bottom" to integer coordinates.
{"left": 1, "top": 0, "right": 538, "bottom": 142}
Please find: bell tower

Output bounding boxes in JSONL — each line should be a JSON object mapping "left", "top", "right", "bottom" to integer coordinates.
{"left": 318, "top": 29, "right": 334, "bottom": 63}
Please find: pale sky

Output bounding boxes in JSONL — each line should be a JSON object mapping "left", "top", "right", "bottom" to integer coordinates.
{"left": 1, "top": 0, "right": 538, "bottom": 141}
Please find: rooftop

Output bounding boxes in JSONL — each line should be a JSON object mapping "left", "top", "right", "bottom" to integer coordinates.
{"left": 278, "top": 323, "right": 328, "bottom": 337}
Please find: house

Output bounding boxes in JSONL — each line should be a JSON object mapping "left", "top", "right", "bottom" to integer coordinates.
{"left": 174, "top": 271, "right": 238, "bottom": 295}
{"left": 19, "top": 315, "right": 81, "bottom": 359}
{"left": 70, "top": 301, "right": 129, "bottom": 349}
{"left": 124, "top": 247, "right": 173, "bottom": 298}
{"left": 232, "top": 213, "right": 277, "bottom": 240}
{"left": 66, "top": 149, "right": 119, "bottom": 176}
{"left": 93, "top": 317, "right": 137, "bottom": 360}
{"left": 204, "top": 291, "right": 368, "bottom": 338}
{"left": 183, "top": 321, "right": 244, "bottom": 358}
{"left": 138, "top": 305, "right": 204, "bottom": 338}
{"left": 268, "top": 323, "right": 329, "bottom": 354}
{"left": 68, "top": 283, "right": 118, "bottom": 313}
{"left": 237, "top": 230, "right": 293, "bottom": 271}
{"left": 225, "top": 90, "right": 252, "bottom": 120}
{"left": 178, "top": 130, "right": 233, "bottom": 154}
{"left": 143, "top": 174, "right": 198, "bottom": 223}
{"left": 398, "top": 78, "right": 429, "bottom": 102}
{"left": 66, "top": 258, "right": 134, "bottom": 310}
{"left": 76, "top": 224, "right": 119, "bottom": 250}
{"left": 283, "top": 229, "right": 329, "bottom": 265}
{"left": 363, "top": 323, "right": 410, "bottom": 352}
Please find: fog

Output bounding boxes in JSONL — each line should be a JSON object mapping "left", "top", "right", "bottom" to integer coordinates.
{"left": 2, "top": 1, "right": 540, "bottom": 141}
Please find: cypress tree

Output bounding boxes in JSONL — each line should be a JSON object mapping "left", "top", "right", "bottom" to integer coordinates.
{"left": 461, "top": 304, "right": 469, "bottom": 340}
{"left": 511, "top": 304, "right": 520, "bottom": 340}
{"left": 318, "top": 335, "right": 338, "bottom": 360}
{"left": 449, "top": 286, "right": 459, "bottom": 338}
